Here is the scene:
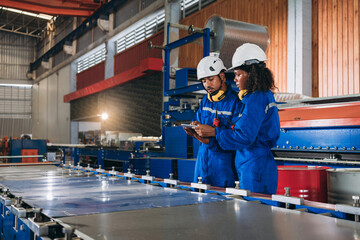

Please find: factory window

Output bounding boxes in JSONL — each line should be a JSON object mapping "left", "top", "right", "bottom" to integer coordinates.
{"left": 77, "top": 47, "right": 106, "bottom": 74}
{"left": 181, "top": 0, "right": 217, "bottom": 18}
{"left": 115, "top": 10, "right": 165, "bottom": 54}
{"left": 115, "top": 0, "right": 216, "bottom": 55}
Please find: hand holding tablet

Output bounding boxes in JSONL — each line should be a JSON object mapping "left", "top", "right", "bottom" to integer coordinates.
{"left": 181, "top": 124, "right": 197, "bottom": 128}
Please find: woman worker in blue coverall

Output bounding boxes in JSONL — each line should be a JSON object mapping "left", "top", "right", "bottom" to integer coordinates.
{"left": 194, "top": 43, "right": 280, "bottom": 194}
{"left": 183, "top": 56, "right": 241, "bottom": 188}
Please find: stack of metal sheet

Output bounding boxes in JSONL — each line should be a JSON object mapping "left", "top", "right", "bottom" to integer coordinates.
{"left": 0, "top": 165, "right": 359, "bottom": 240}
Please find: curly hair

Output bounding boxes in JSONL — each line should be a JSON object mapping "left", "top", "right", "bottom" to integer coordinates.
{"left": 238, "top": 63, "right": 277, "bottom": 93}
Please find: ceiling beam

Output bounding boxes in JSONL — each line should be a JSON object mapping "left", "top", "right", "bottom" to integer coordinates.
{"left": 12, "top": 0, "right": 100, "bottom": 8}
{"left": 0, "top": 26, "right": 42, "bottom": 38}
{"left": 0, "top": 0, "right": 97, "bottom": 16}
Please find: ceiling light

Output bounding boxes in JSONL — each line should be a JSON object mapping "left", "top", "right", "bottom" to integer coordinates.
{"left": 100, "top": 113, "right": 108, "bottom": 120}
{"left": 0, "top": 83, "right": 32, "bottom": 88}
{"left": 0, "top": 7, "right": 54, "bottom": 21}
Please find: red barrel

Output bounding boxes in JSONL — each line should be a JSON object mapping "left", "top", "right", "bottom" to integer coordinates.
{"left": 277, "top": 166, "right": 330, "bottom": 202}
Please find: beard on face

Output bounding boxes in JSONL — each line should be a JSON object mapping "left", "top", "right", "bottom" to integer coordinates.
{"left": 206, "top": 87, "right": 214, "bottom": 93}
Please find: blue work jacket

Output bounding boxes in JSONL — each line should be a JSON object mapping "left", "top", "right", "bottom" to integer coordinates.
{"left": 215, "top": 90, "right": 280, "bottom": 194}
{"left": 193, "top": 88, "right": 241, "bottom": 188}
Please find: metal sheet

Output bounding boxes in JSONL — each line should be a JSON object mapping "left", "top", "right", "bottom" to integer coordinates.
{"left": 58, "top": 199, "right": 360, "bottom": 240}
{"left": 0, "top": 175, "right": 226, "bottom": 217}
{"left": 0, "top": 165, "right": 66, "bottom": 181}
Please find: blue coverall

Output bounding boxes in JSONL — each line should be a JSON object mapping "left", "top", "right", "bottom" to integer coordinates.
{"left": 215, "top": 90, "right": 280, "bottom": 194}
{"left": 193, "top": 88, "right": 241, "bottom": 188}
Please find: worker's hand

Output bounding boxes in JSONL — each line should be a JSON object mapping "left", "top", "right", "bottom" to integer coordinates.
{"left": 183, "top": 125, "right": 210, "bottom": 144}
{"left": 183, "top": 127, "right": 196, "bottom": 137}
{"left": 194, "top": 124, "right": 216, "bottom": 137}
{"left": 183, "top": 120, "right": 200, "bottom": 137}
{"left": 190, "top": 120, "right": 200, "bottom": 126}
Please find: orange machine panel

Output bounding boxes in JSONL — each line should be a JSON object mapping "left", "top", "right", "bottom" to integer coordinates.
{"left": 279, "top": 102, "right": 360, "bottom": 128}
{"left": 21, "top": 149, "right": 38, "bottom": 163}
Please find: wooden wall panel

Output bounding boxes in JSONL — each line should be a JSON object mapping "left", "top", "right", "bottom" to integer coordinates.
{"left": 313, "top": 0, "right": 319, "bottom": 97}
{"left": 314, "top": 0, "right": 360, "bottom": 97}
{"left": 179, "top": 0, "right": 288, "bottom": 93}
{"left": 354, "top": 2, "right": 357, "bottom": 92}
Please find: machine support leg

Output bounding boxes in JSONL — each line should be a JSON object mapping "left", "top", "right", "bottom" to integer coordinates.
{"left": 74, "top": 148, "right": 80, "bottom": 166}
{"left": 98, "top": 148, "right": 105, "bottom": 168}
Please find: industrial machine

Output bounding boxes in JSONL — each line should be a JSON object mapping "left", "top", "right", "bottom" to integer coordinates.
{"left": 275, "top": 95, "right": 360, "bottom": 165}
{"left": 0, "top": 138, "right": 62, "bottom": 164}
{"left": 274, "top": 95, "right": 360, "bottom": 204}
{"left": 51, "top": 16, "right": 360, "bottom": 202}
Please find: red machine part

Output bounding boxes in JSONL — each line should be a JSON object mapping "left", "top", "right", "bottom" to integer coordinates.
{"left": 21, "top": 149, "right": 39, "bottom": 163}
{"left": 0, "top": 137, "right": 9, "bottom": 163}
{"left": 277, "top": 166, "right": 330, "bottom": 202}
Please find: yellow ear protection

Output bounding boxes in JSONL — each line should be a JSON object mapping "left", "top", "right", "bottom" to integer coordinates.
{"left": 206, "top": 74, "right": 227, "bottom": 102}
{"left": 238, "top": 90, "right": 249, "bottom": 100}
{"left": 208, "top": 89, "right": 226, "bottom": 102}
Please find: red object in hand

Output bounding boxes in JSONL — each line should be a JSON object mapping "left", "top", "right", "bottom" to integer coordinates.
{"left": 213, "top": 118, "right": 220, "bottom": 128}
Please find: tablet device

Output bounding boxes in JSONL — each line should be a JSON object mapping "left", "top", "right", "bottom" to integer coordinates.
{"left": 181, "top": 124, "right": 197, "bottom": 128}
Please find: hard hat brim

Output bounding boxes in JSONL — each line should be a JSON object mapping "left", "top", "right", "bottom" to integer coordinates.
{"left": 227, "top": 59, "right": 267, "bottom": 72}
{"left": 226, "top": 65, "right": 238, "bottom": 71}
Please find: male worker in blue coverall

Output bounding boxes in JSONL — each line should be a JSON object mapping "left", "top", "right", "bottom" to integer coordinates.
{"left": 194, "top": 44, "right": 280, "bottom": 194}
{"left": 183, "top": 56, "right": 241, "bottom": 188}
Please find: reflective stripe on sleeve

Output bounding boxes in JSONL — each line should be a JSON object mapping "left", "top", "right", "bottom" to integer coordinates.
{"left": 265, "top": 102, "right": 277, "bottom": 114}
{"left": 202, "top": 107, "right": 232, "bottom": 116}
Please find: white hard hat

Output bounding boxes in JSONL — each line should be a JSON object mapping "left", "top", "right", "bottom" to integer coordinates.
{"left": 229, "top": 43, "right": 268, "bottom": 70}
{"left": 197, "top": 56, "right": 227, "bottom": 80}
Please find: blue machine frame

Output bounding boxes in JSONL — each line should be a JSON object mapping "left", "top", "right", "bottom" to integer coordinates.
{"left": 162, "top": 23, "right": 211, "bottom": 145}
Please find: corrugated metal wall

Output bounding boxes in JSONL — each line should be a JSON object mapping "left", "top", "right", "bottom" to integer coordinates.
{"left": 0, "top": 118, "right": 31, "bottom": 138}
{"left": 179, "top": 0, "right": 288, "bottom": 93}
{"left": 0, "top": 32, "right": 35, "bottom": 80}
{"left": 141, "top": 0, "right": 158, "bottom": 10}
{"left": 115, "top": 0, "right": 140, "bottom": 27}
{"left": 71, "top": 72, "right": 163, "bottom": 136}
{"left": 54, "top": 17, "right": 74, "bottom": 45}
{"left": 0, "top": 86, "right": 31, "bottom": 118}
{"left": 0, "top": 31, "right": 34, "bottom": 138}
{"left": 77, "top": 30, "right": 94, "bottom": 54}
{"left": 0, "top": 86, "right": 32, "bottom": 138}
{"left": 313, "top": 0, "right": 360, "bottom": 97}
